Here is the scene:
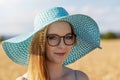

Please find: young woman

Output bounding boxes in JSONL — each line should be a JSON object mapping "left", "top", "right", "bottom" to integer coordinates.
{"left": 2, "top": 7, "right": 101, "bottom": 80}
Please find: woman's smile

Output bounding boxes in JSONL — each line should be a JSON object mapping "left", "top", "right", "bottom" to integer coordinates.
{"left": 54, "top": 52, "right": 66, "bottom": 56}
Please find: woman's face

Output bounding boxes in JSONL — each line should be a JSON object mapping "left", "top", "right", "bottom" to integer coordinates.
{"left": 45, "top": 21, "right": 73, "bottom": 64}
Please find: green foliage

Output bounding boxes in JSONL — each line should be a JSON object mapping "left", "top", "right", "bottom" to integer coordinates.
{"left": 0, "top": 36, "right": 5, "bottom": 42}
{"left": 101, "top": 32, "right": 118, "bottom": 39}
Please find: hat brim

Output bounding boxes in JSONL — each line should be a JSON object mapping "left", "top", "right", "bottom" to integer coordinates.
{"left": 2, "top": 14, "right": 101, "bottom": 65}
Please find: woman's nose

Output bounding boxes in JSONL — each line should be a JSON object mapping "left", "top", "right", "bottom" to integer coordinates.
{"left": 57, "top": 38, "right": 66, "bottom": 48}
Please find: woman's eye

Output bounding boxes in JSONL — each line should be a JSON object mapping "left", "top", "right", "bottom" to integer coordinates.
{"left": 48, "top": 35, "right": 57, "bottom": 40}
{"left": 65, "top": 35, "right": 73, "bottom": 39}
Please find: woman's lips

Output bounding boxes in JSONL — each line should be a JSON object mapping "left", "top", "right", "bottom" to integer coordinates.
{"left": 55, "top": 53, "right": 65, "bottom": 56}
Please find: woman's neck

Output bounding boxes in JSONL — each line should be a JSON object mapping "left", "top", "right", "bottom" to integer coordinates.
{"left": 47, "top": 62, "right": 65, "bottom": 80}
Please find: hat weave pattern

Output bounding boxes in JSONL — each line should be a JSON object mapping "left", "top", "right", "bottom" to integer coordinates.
{"left": 2, "top": 7, "right": 101, "bottom": 65}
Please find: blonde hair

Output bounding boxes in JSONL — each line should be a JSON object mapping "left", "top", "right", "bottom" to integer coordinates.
{"left": 28, "top": 26, "right": 50, "bottom": 80}
{"left": 27, "top": 21, "right": 77, "bottom": 80}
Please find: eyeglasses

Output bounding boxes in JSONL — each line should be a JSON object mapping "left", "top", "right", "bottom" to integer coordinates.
{"left": 46, "top": 33, "right": 76, "bottom": 47}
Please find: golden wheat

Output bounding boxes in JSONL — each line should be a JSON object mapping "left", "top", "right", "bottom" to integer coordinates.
{"left": 0, "top": 39, "right": 120, "bottom": 80}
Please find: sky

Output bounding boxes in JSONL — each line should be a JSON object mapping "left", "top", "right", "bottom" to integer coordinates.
{"left": 0, "top": 0, "right": 120, "bottom": 35}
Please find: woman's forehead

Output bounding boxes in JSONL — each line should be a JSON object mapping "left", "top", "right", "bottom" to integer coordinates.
{"left": 47, "top": 21, "right": 72, "bottom": 35}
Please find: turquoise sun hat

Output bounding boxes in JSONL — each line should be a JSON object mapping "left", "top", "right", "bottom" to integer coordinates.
{"left": 2, "top": 7, "right": 101, "bottom": 66}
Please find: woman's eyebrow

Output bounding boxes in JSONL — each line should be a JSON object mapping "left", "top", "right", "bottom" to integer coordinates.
{"left": 47, "top": 32, "right": 72, "bottom": 35}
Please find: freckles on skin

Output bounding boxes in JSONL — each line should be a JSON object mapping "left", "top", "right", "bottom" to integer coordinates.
{"left": 45, "top": 21, "right": 73, "bottom": 64}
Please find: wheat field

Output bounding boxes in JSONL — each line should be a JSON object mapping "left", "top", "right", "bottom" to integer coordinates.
{"left": 0, "top": 39, "right": 120, "bottom": 80}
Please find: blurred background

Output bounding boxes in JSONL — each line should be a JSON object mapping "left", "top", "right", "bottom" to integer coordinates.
{"left": 0, "top": 0, "right": 120, "bottom": 80}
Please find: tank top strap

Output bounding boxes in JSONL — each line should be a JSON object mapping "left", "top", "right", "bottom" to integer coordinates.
{"left": 74, "top": 70, "right": 78, "bottom": 80}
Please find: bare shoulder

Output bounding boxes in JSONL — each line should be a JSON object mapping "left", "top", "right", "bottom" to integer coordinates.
{"left": 64, "top": 67, "right": 89, "bottom": 80}
{"left": 77, "top": 70, "right": 89, "bottom": 80}
{"left": 16, "top": 76, "right": 26, "bottom": 80}
{"left": 16, "top": 73, "right": 28, "bottom": 80}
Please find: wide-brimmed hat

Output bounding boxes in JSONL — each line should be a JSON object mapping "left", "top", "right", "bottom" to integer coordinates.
{"left": 2, "top": 7, "right": 101, "bottom": 66}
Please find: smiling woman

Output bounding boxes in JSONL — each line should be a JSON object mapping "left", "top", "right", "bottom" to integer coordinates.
{"left": 2, "top": 7, "right": 101, "bottom": 80}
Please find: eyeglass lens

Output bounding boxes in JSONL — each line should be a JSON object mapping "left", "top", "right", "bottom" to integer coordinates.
{"left": 46, "top": 33, "right": 75, "bottom": 46}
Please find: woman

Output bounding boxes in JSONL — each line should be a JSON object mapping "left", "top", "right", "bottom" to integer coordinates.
{"left": 2, "top": 7, "right": 101, "bottom": 80}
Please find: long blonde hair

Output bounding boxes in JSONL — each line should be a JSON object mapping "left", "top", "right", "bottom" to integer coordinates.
{"left": 28, "top": 26, "right": 49, "bottom": 80}
{"left": 27, "top": 21, "right": 77, "bottom": 80}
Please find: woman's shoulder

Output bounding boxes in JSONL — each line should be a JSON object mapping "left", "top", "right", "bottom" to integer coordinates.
{"left": 64, "top": 67, "right": 89, "bottom": 80}
{"left": 76, "top": 70, "right": 89, "bottom": 80}
{"left": 16, "top": 73, "right": 28, "bottom": 80}
{"left": 16, "top": 76, "right": 26, "bottom": 80}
